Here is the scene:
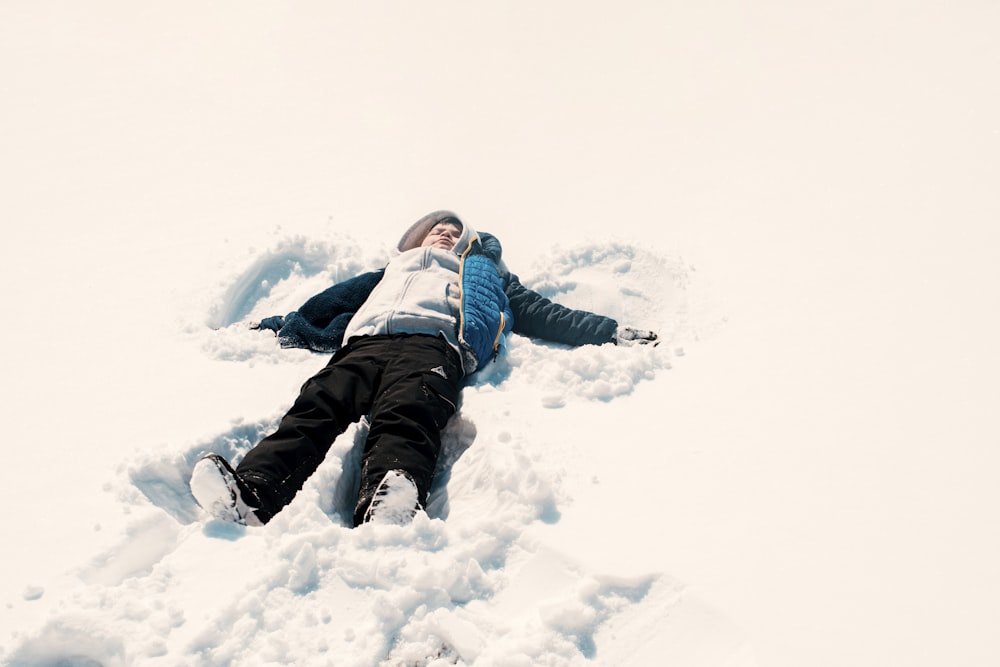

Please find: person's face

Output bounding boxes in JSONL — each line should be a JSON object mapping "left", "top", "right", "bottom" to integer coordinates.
{"left": 421, "top": 222, "right": 462, "bottom": 251}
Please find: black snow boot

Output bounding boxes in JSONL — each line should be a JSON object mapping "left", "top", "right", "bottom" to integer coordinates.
{"left": 190, "top": 454, "right": 273, "bottom": 526}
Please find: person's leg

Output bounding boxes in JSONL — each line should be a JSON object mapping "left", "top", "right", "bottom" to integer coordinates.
{"left": 236, "top": 338, "right": 387, "bottom": 520}
{"left": 353, "top": 335, "right": 463, "bottom": 526}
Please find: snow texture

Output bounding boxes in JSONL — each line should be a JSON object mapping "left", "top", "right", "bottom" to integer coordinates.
{"left": 1, "top": 238, "right": 744, "bottom": 667}
{"left": 3, "top": 4, "right": 998, "bottom": 666}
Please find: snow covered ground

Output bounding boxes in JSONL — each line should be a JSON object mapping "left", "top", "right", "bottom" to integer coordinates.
{"left": 2, "top": 2, "right": 998, "bottom": 666}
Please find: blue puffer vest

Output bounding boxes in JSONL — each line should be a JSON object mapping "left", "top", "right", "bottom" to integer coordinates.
{"left": 459, "top": 247, "right": 514, "bottom": 368}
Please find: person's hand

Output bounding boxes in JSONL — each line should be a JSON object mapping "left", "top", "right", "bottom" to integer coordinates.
{"left": 615, "top": 326, "right": 659, "bottom": 346}
{"left": 250, "top": 315, "right": 285, "bottom": 335}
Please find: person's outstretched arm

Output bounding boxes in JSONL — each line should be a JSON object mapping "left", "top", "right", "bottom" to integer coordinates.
{"left": 251, "top": 269, "right": 385, "bottom": 352}
{"left": 505, "top": 273, "right": 659, "bottom": 346}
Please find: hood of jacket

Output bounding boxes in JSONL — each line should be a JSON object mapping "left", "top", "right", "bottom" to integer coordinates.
{"left": 396, "top": 210, "right": 477, "bottom": 257}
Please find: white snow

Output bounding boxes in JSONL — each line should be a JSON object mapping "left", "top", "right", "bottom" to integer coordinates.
{"left": 1, "top": 2, "right": 998, "bottom": 666}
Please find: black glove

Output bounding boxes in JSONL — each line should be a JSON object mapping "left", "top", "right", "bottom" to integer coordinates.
{"left": 250, "top": 315, "right": 285, "bottom": 335}
{"left": 615, "top": 326, "right": 659, "bottom": 346}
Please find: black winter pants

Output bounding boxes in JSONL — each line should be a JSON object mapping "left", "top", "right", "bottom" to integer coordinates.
{"left": 236, "top": 334, "right": 463, "bottom": 526}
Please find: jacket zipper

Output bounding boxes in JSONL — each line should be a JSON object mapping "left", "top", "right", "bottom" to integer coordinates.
{"left": 456, "top": 235, "right": 476, "bottom": 346}
{"left": 491, "top": 312, "right": 506, "bottom": 361}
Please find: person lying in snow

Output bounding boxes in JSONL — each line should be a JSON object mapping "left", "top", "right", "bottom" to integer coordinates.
{"left": 190, "top": 211, "right": 659, "bottom": 527}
